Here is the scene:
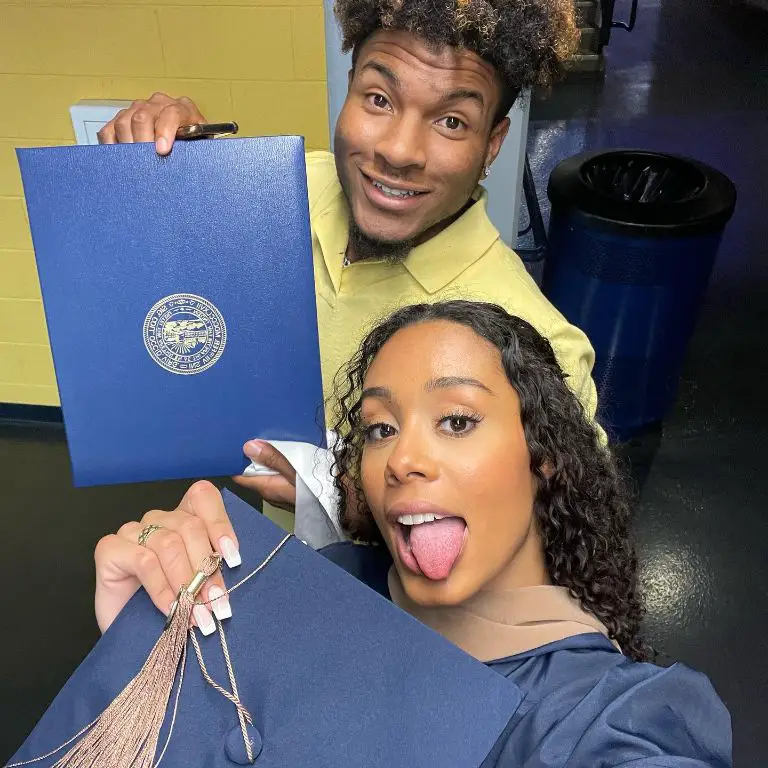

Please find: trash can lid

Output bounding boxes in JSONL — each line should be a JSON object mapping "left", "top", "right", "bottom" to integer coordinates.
{"left": 547, "top": 150, "right": 737, "bottom": 234}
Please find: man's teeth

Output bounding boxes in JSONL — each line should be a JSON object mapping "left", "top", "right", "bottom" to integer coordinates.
{"left": 397, "top": 513, "right": 447, "bottom": 525}
{"left": 372, "top": 180, "right": 420, "bottom": 198}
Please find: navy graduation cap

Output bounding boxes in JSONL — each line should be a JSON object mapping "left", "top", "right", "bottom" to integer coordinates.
{"left": 7, "top": 490, "right": 521, "bottom": 768}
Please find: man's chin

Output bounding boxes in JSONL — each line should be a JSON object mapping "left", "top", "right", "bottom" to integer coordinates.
{"left": 353, "top": 218, "right": 419, "bottom": 247}
{"left": 351, "top": 200, "right": 423, "bottom": 241}
{"left": 348, "top": 218, "right": 415, "bottom": 263}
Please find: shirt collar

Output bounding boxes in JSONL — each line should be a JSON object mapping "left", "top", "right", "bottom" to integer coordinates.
{"left": 402, "top": 187, "right": 500, "bottom": 294}
{"left": 314, "top": 190, "right": 350, "bottom": 294}
{"left": 314, "top": 186, "right": 499, "bottom": 295}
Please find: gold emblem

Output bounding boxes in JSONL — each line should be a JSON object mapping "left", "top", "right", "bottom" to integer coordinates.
{"left": 143, "top": 293, "right": 227, "bottom": 375}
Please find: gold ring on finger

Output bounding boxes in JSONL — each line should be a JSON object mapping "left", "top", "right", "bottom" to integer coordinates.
{"left": 138, "top": 523, "right": 163, "bottom": 547}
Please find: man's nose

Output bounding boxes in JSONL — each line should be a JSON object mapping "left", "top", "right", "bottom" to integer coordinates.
{"left": 374, "top": 112, "right": 427, "bottom": 172}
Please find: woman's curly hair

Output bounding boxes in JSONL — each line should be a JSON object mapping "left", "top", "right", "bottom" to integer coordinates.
{"left": 330, "top": 301, "right": 649, "bottom": 661}
{"left": 334, "top": 0, "right": 581, "bottom": 119}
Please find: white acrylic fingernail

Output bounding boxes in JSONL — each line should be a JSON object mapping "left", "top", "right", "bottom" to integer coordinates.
{"left": 193, "top": 605, "right": 216, "bottom": 636}
{"left": 208, "top": 586, "right": 232, "bottom": 621}
{"left": 219, "top": 536, "right": 241, "bottom": 568}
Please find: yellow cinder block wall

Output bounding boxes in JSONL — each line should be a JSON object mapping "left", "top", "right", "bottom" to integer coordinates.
{"left": 0, "top": 0, "right": 329, "bottom": 407}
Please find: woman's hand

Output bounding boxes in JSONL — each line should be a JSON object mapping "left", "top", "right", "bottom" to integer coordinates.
{"left": 94, "top": 480, "right": 239, "bottom": 635}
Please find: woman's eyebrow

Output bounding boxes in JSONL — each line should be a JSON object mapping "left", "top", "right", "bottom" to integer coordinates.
{"left": 425, "top": 376, "right": 495, "bottom": 395}
{"left": 361, "top": 385, "right": 396, "bottom": 404}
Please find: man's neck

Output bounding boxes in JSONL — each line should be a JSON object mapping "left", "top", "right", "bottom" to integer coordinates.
{"left": 412, "top": 197, "right": 476, "bottom": 247}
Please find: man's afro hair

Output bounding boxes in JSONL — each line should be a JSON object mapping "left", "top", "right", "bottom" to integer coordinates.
{"left": 334, "top": 0, "right": 581, "bottom": 97}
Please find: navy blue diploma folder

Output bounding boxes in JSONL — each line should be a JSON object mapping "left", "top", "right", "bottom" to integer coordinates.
{"left": 17, "top": 137, "right": 324, "bottom": 487}
{"left": 8, "top": 490, "right": 521, "bottom": 768}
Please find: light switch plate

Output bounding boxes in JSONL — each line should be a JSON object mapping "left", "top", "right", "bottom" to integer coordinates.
{"left": 70, "top": 99, "right": 133, "bottom": 146}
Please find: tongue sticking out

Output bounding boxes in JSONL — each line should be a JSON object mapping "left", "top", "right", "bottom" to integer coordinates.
{"left": 408, "top": 517, "right": 467, "bottom": 581}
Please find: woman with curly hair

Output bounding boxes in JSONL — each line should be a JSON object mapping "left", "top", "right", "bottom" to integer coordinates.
{"left": 94, "top": 301, "right": 730, "bottom": 766}
{"left": 321, "top": 299, "right": 729, "bottom": 764}
{"left": 326, "top": 299, "right": 648, "bottom": 657}
{"left": 96, "top": 1, "right": 603, "bottom": 526}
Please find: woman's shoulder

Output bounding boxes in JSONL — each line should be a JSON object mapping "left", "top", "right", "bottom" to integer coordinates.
{"left": 489, "top": 635, "right": 732, "bottom": 766}
{"left": 318, "top": 541, "right": 393, "bottom": 598}
{"left": 315, "top": 547, "right": 731, "bottom": 765}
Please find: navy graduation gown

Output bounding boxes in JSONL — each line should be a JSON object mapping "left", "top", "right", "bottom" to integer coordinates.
{"left": 321, "top": 542, "right": 732, "bottom": 768}
{"left": 6, "top": 502, "right": 730, "bottom": 768}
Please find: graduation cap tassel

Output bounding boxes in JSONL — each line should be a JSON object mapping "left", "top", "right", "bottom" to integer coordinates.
{"left": 50, "top": 554, "right": 223, "bottom": 768}
{"left": 8, "top": 533, "right": 294, "bottom": 768}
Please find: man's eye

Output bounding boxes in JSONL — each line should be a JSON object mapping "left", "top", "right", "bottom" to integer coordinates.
{"left": 437, "top": 116, "right": 466, "bottom": 131}
{"left": 369, "top": 94, "right": 391, "bottom": 110}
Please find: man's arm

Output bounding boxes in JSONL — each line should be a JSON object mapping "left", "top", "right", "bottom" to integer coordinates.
{"left": 546, "top": 314, "right": 599, "bottom": 417}
{"left": 487, "top": 265, "right": 606, "bottom": 442}
{"left": 545, "top": 314, "right": 609, "bottom": 444}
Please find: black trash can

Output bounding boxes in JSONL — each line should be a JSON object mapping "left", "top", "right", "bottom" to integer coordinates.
{"left": 542, "top": 150, "right": 736, "bottom": 443}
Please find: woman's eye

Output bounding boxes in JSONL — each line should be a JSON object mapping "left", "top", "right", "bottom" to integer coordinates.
{"left": 438, "top": 415, "right": 479, "bottom": 436}
{"left": 369, "top": 94, "right": 391, "bottom": 110}
{"left": 437, "top": 116, "right": 466, "bottom": 131}
{"left": 364, "top": 422, "right": 397, "bottom": 442}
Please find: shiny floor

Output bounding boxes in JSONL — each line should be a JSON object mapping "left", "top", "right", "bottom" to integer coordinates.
{"left": 527, "top": 1, "right": 768, "bottom": 763}
{"left": 2, "top": 0, "right": 767, "bottom": 764}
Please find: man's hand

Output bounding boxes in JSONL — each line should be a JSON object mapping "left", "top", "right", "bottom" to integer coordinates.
{"left": 233, "top": 440, "right": 298, "bottom": 512}
{"left": 97, "top": 92, "right": 207, "bottom": 156}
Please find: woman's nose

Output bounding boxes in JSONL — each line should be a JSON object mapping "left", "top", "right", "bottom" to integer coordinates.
{"left": 385, "top": 428, "right": 438, "bottom": 485}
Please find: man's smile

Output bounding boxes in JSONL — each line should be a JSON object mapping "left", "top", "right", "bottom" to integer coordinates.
{"left": 359, "top": 168, "right": 430, "bottom": 212}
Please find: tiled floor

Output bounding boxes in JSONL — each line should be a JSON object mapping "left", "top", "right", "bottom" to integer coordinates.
{"left": 1, "top": 0, "right": 766, "bottom": 763}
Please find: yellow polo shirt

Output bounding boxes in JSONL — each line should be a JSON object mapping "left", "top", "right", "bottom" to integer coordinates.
{"left": 306, "top": 151, "right": 599, "bottom": 423}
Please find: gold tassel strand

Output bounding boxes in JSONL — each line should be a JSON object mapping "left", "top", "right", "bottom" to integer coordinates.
{"left": 6, "top": 535, "right": 293, "bottom": 768}
{"left": 51, "top": 555, "right": 222, "bottom": 768}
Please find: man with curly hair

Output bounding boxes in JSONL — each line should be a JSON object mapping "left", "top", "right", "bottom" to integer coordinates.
{"left": 99, "top": 0, "right": 596, "bottom": 525}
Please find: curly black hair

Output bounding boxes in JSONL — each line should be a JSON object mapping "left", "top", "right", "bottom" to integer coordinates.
{"left": 329, "top": 300, "right": 649, "bottom": 661}
{"left": 334, "top": 0, "right": 580, "bottom": 121}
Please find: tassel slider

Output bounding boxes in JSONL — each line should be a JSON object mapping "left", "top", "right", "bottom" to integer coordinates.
{"left": 164, "top": 554, "right": 222, "bottom": 632}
